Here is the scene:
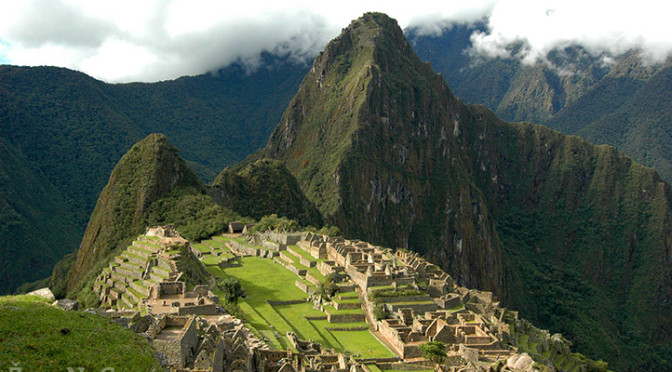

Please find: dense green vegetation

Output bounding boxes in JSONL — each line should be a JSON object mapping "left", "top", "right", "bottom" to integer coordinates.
{"left": 410, "top": 25, "right": 672, "bottom": 183}
{"left": 0, "top": 138, "right": 80, "bottom": 294}
{"left": 0, "top": 295, "right": 161, "bottom": 370}
{"left": 0, "top": 56, "right": 308, "bottom": 294}
{"left": 263, "top": 13, "right": 672, "bottom": 370}
{"left": 60, "top": 133, "right": 202, "bottom": 297}
{"left": 210, "top": 158, "right": 324, "bottom": 227}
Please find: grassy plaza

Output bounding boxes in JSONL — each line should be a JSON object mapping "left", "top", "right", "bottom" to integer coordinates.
{"left": 202, "top": 242, "right": 394, "bottom": 358}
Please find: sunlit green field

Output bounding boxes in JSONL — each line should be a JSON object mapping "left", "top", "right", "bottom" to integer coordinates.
{"left": 205, "top": 251, "right": 393, "bottom": 358}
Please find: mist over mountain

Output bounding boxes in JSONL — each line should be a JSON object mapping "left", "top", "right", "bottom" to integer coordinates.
{"left": 2, "top": 8, "right": 672, "bottom": 370}
{"left": 409, "top": 24, "right": 672, "bottom": 183}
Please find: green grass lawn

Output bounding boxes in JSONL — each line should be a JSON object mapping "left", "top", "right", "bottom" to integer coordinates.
{"left": 287, "top": 245, "right": 319, "bottom": 261}
{"left": 335, "top": 297, "right": 361, "bottom": 304}
{"left": 207, "top": 257, "right": 308, "bottom": 350}
{"left": 330, "top": 330, "right": 394, "bottom": 358}
{"left": 191, "top": 243, "right": 211, "bottom": 253}
{"left": 207, "top": 256, "right": 393, "bottom": 358}
{"left": 367, "top": 364, "right": 383, "bottom": 372}
{"left": 0, "top": 295, "right": 161, "bottom": 371}
{"left": 200, "top": 255, "right": 222, "bottom": 266}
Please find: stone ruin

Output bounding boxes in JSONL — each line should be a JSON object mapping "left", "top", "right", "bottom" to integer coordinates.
{"left": 88, "top": 227, "right": 589, "bottom": 371}
{"left": 290, "top": 233, "right": 522, "bottom": 369}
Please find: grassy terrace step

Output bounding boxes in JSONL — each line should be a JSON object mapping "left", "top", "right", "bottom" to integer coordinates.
{"left": 112, "top": 280, "right": 127, "bottom": 291}
{"left": 334, "top": 297, "right": 361, "bottom": 304}
{"left": 108, "top": 287, "right": 124, "bottom": 299}
{"left": 337, "top": 291, "right": 359, "bottom": 300}
{"left": 143, "top": 279, "right": 158, "bottom": 288}
{"left": 201, "top": 254, "right": 223, "bottom": 266}
{"left": 128, "top": 246, "right": 154, "bottom": 259}
{"left": 150, "top": 272, "right": 169, "bottom": 283}
{"left": 191, "top": 243, "right": 212, "bottom": 254}
{"left": 306, "top": 267, "right": 326, "bottom": 282}
{"left": 286, "top": 245, "right": 319, "bottom": 262}
{"left": 133, "top": 240, "right": 161, "bottom": 251}
{"left": 279, "top": 251, "right": 318, "bottom": 277}
{"left": 323, "top": 305, "right": 365, "bottom": 315}
{"left": 157, "top": 256, "right": 173, "bottom": 269}
{"left": 126, "top": 286, "right": 146, "bottom": 303}
{"left": 123, "top": 251, "right": 148, "bottom": 265}
{"left": 211, "top": 236, "right": 231, "bottom": 242}
{"left": 119, "top": 293, "right": 136, "bottom": 310}
{"left": 203, "top": 239, "right": 229, "bottom": 249}
{"left": 119, "top": 260, "right": 144, "bottom": 271}
{"left": 110, "top": 270, "right": 135, "bottom": 283}
{"left": 114, "top": 266, "right": 144, "bottom": 280}
{"left": 152, "top": 265, "right": 172, "bottom": 276}
{"left": 130, "top": 280, "right": 150, "bottom": 296}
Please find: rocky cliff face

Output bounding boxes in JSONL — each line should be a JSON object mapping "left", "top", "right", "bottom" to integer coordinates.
{"left": 265, "top": 13, "right": 504, "bottom": 295}
{"left": 64, "top": 133, "right": 202, "bottom": 294}
{"left": 264, "top": 13, "right": 672, "bottom": 369}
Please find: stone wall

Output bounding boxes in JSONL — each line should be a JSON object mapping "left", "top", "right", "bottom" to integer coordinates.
{"left": 179, "top": 317, "right": 199, "bottom": 368}
{"left": 333, "top": 301, "right": 361, "bottom": 310}
{"left": 228, "top": 241, "right": 260, "bottom": 256}
{"left": 262, "top": 240, "right": 286, "bottom": 252}
{"left": 295, "top": 280, "right": 315, "bottom": 294}
{"left": 177, "top": 304, "right": 218, "bottom": 316}
{"left": 157, "top": 281, "right": 184, "bottom": 297}
{"left": 326, "top": 312, "right": 366, "bottom": 323}
{"left": 385, "top": 302, "right": 438, "bottom": 314}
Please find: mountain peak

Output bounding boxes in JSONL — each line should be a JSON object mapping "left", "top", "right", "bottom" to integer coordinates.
{"left": 64, "top": 133, "right": 201, "bottom": 294}
{"left": 312, "top": 13, "right": 414, "bottom": 81}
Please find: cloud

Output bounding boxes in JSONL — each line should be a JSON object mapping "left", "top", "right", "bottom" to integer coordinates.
{"left": 0, "top": 0, "right": 671, "bottom": 82}
{"left": 468, "top": 0, "right": 672, "bottom": 65}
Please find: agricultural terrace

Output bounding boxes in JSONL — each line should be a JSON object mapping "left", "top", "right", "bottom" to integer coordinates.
{"left": 197, "top": 236, "right": 394, "bottom": 358}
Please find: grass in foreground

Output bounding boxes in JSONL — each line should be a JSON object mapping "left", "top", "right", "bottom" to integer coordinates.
{"left": 0, "top": 295, "right": 161, "bottom": 371}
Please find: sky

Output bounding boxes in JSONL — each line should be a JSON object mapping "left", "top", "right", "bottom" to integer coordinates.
{"left": 0, "top": 0, "right": 670, "bottom": 83}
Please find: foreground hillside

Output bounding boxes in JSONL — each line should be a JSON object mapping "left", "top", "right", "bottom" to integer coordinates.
{"left": 0, "top": 295, "right": 160, "bottom": 370}
{"left": 263, "top": 13, "right": 672, "bottom": 370}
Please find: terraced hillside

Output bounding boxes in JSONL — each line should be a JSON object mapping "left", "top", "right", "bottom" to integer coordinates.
{"left": 92, "top": 227, "right": 209, "bottom": 312}
{"left": 93, "top": 235, "right": 177, "bottom": 310}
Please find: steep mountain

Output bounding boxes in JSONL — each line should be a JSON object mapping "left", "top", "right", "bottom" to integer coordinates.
{"left": 0, "top": 138, "right": 79, "bottom": 294}
{"left": 264, "top": 13, "right": 672, "bottom": 370}
{"left": 265, "top": 13, "right": 504, "bottom": 295}
{"left": 562, "top": 63, "right": 672, "bottom": 181}
{"left": 409, "top": 26, "right": 672, "bottom": 184}
{"left": 0, "top": 56, "right": 308, "bottom": 294}
{"left": 209, "top": 158, "right": 324, "bottom": 227}
{"left": 63, "top": 133, "right": 202, "bottom": 295}
{"left": 56, "top": 134, "right": 321, "bottom": 300}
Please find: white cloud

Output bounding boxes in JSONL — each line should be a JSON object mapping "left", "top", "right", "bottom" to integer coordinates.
{"left": 469, "top": 0, "right": 672, "bottom": 64}
{"left": 0, "top": 0, "right": 670, "bottom": 82}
